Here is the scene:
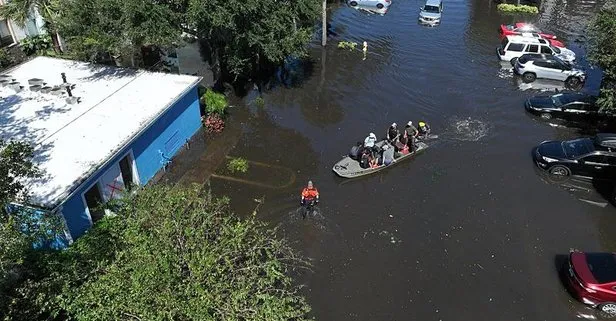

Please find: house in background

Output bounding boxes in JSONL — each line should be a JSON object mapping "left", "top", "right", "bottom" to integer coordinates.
{"left": 0, "top": 56, "right": 203, "bottom": 245}
{"left": 0, "top": 0, "right": 45, "bottom": 47}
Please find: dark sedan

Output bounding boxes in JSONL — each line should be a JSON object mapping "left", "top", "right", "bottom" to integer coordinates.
{"left": 525, "top": 92, "right": 603, "bottom": 121}
{"left": 533, "top": 134, "right": 616, "bottom": 179}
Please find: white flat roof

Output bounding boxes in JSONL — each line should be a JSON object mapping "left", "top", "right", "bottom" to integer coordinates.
{"left": 0, "top": 57, "right": 201, "bottom": 209}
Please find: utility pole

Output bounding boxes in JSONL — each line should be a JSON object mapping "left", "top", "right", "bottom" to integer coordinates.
{"left": 322, "top": 0, "right": 327, "bottom": 46}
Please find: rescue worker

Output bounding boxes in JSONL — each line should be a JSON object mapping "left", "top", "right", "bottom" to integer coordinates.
{"left": 418, "top": 121, "right": 431, "bottom": 137}
{"left": 301, "top": 180, "right": 319, "bottom": 206}
{"left": 404, "top": 121, "right": 419, "bottom": 152}
{"left": 381, "top": 143, "right": 396, "bottom": 166}
{"left": 349, "top": 141, "right": 363, "bottom": 160}
{"left": 363, "top": 132, "right": 379, "bottom": 158}
{"left": 386, "top": 122, "right": 400, "bottom": 143}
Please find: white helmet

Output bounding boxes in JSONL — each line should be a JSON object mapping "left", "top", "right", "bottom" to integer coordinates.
{"left": 392, "top": 122, "right": 397, "bottom": 127}
{"left": 369, "top": 132, "right": 376, "bottom": 138}
{"left": 407, "top": 121, "right": 413, "bottom": 126}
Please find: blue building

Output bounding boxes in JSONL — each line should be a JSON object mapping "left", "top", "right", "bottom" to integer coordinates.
{"left": 0, "top": 57, "right": 203, "bottom": 244}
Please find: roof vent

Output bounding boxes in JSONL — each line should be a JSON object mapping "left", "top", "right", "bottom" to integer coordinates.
{"left": 28, "top": 78, "right": 44, "bottom": 86}
{"left": 8, "top": 81, "right": 21, "bottom": 93}
{"left": 29, "top": 85, "right": 42, "bottom": 92}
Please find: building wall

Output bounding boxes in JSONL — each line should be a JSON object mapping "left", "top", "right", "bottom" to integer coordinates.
{"left": 59, "top": 86, "right": 202, "bottom": 239}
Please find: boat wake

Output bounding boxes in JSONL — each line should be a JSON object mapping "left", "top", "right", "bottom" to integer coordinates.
{"left": 447, "top": 117, "right": 491, "bottom": 142}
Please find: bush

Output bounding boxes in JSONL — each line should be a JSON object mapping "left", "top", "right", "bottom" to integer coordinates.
{"left": 227, "top": 157, "right": 249, "bottom": 173}
{"left": 337, "top": 41, "right": 358, "bottom": 50}
{"left": 203, "top": 114, "right": 225, "bottom": 133}
{"left": 254, "top": 96, "right": 265, "bottom": 108}
{"left": 497, "top": 3, "right": 539, "bottom": 14}
{"left": 0, "top": 49, "right": 13, "bottom": 69}
{"left": 201, "top": 89, "right": 228, "bottom": 115}
{"left": 20, "top": 35, "right": 53, "bottom": 56}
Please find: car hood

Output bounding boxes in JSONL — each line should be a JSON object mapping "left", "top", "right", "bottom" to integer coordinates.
{"left": 537, "top": 141, "right": 566, "bottom": 158}
{"left": 528, "top": 96, "right": 554, "bottom": 109}
{"left": 419, "top": 12, "right": 440, "bottom": 19}
{"left": 556, "top": 48, "right": 576, "bottom": 62}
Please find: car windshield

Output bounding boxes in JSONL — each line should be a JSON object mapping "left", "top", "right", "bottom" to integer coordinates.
{"left": 562, "top": 138, "right": 594, "bottom": 158}
{"left": 423, "top": 5, "right": 440, "bottom": 13}
{"left": 586, "top": 253, "right": 616, "bottom": 284}
{"left": 552, "top": 94, "right": 578, "bottom": 106}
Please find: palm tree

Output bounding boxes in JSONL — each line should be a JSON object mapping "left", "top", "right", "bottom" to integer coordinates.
{"left": 0, "top": 0, "right": 62, "bottom": 52}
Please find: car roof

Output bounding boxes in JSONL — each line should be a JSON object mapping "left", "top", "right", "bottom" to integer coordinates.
{"left": 505, "top": 35, "right": 549, "bottom": 45}
{"left": 595, "top": 133, "right": 616, "bottom": 149}
{"left": 425, "top": 0, "right": 442, "bottom": 6}
{"left": 554, "top": 92, "right": 596, "bottom": 103}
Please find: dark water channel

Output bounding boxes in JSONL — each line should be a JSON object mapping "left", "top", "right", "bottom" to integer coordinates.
{"left": 169, "top": 0, "right": 616, "bottom": 319}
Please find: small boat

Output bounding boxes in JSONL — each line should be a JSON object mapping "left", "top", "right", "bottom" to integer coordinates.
{"left": 332, "top": 135, "right": 435, "bottom": 178}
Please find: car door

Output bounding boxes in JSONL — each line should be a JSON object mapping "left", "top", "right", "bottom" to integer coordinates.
{"left": 579, "top": 155, "right": 609, "bottom": 178}
{"left": 561, "top": 103, "right": 588, "bottom": 121}
{"left": 524, "top": 44, "right": 539, "bottom": 55}
{"left": 604, "top": 155, "right": 616, "bottom": 179}
{"left": 544, "top": 60, "right": 567, "bottom": 81}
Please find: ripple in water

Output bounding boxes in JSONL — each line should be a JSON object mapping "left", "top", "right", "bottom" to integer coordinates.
{"left": 447, "top": 117, "right": 491, "bottom": 142}
{"left": 276, "top": 207, "right": 340, "bottom": 236}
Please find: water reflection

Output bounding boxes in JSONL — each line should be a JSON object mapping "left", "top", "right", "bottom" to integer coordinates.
{"left": 534, "top": 167, "right": 615, "bottom": 208}
{"left": 347, "top": 3, "right": 389, "bottom": 15}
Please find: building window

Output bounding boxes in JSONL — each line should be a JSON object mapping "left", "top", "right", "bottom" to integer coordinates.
{"left": 0, "top": 20, "right": 14, "bottom": 48}
{"left": 119, "top": 154, "right": 137, "bottom": 191}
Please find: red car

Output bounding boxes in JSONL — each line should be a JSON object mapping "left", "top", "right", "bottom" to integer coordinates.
{"left": 564, "top": 250, "right": 616, "bottom": 315}
{"left": 499, "top": 23, "right": 565, "bottom": 47}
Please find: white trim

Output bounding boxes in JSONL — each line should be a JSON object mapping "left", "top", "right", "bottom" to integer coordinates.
{"left": 119, "top": 149, "right": 141, "bottom": 187}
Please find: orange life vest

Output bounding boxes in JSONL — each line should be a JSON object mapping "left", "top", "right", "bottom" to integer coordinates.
{"left": 302, "top": 187, "right": 319, "bottom": 199}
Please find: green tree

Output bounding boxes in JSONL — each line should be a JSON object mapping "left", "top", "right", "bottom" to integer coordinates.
{"left": 0, "top": 0, "right": 62, "bottom": 52}
{"left": 188, "top": 0, "right": 320, "bottom": 80}
{"left": 588, "top": 6, "right": 616, "bottom": 111}
{"left": 2, "top": 185, "right": 312, "bottom": 320}
{"left": 56, "top": 0, "right": 183, "bottom": 66}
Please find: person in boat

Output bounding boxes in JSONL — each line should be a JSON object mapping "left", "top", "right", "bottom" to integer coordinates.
{"left": 349, "top": 141, "right": 363, "bottom": 160}
{"left": 418, "top": 121, "right": 431, "bottom": 137}
{"left": 301, "top": 180, "right": 319, "bottom": 206}
{"left": 381, "top": 143, "right": 396, "bottom": 166}
{"left": 404, "top": 121, "right": 419, "bottom": 152}
{"left": 386, "top": 122, "right": 400, "bottom": 143}
{"left": 359, "top": 149, "right": 371, "bottom": 169}
{"left": 363, "top": 132, "right": 379, "bottom": 157}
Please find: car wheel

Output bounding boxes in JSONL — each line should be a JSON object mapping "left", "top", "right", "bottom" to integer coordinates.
{"left": 565, "top": 77, "right": 583, "bottom": 90}
{"left": 548, "top": 165, "right": 570, "bottom": 177}
{"left": 522, "top": 72, "right": 536, "bottom": 83}
{"left": 349, "top": 0, "right": 358, "bottom": 6}
{"left": 510, "top": 57, "right": 518, "bottom": 66}
{"left": 540, "top": 113, "right": 552, "bottom": 120}
{"left": 376, "top": 3, "right": 384, "bottom": 8}
{"left": 599, "top": 302, "right": 616, "bottom": 316}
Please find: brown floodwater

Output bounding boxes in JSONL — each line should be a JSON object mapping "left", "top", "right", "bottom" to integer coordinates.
{"left": 163, "top": 0, "right": 616, "bottom": 319}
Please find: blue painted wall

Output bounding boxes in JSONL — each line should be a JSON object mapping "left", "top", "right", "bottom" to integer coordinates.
{"left": 59, "top": 86, "right": 201, "bottom": 240}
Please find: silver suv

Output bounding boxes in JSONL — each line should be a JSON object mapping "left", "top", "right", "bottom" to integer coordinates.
{"left": 514, "top": 54, "right": 585, "bottom": 89}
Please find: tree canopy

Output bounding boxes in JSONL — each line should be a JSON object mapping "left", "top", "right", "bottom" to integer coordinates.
{"left": 1, "top": 185, "right": 313, "bottom": 320}
{"left": 588, "top": 6, "right": 616, "bottom": 111}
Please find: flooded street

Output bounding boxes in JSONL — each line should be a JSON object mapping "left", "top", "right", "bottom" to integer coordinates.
{"left": 166, "top": 0, "right": 616, "bottom": 319}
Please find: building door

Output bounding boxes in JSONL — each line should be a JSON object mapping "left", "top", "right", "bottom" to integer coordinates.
{"left": 0, "top": 20, "right": 14, "bottom": 47}
{"left": 84, "top": 184, "right": 105, "bottom": 222}
{"left": 119, "top": 154, "right": 137, "bottom": 191}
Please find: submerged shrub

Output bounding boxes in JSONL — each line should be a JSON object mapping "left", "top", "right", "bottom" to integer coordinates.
{"left": 337, "top": 41, "right": 358, "bottom": 50}
{"left": 497, "top": 3, "right": 539, "bottom": 14}
{"left": 203, "top": 114, "right": 225, "bottom": 133}
{"left": 227, "top": 157, "right": 249, "bottom": 173}
{"left": 201, "top": 89, "right": 228, "bottom": 115}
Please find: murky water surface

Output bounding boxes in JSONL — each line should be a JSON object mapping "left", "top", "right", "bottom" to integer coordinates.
{"left": 166, "top": 0, "right": 616, "bottom": 319}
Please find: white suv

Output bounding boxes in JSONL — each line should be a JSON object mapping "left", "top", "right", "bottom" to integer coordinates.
{"left": 497, "top": 35, "right": 575, "bottom": 64}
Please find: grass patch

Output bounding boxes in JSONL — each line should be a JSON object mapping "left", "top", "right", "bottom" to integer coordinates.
{"left": 227, "top": 157, "right": 249, "bottom": 173}
{"left": 497, "top": 3, "right": 539, "bottom": 14}
{"left": 201, "top": 89, "right": 228, "bottom": 115}
{"left": 338, "top": 41, "right": 358, "bottom": 51}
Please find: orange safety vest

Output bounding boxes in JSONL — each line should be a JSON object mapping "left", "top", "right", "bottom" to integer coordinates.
{"left": 302, "top": 187, "right": 319, "bottom": 199}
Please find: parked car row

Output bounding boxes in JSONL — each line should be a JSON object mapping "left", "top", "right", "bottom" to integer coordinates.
{"left": 499, "top": 23, "right": 616, "bottom": 315}
{"left": 346, "top": 0, "right": 443, "bottom": 26}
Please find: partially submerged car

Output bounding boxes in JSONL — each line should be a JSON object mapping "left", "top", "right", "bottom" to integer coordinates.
{"left": 348, "top": 0, "right": 391, "bottom": 10}
{"left": 533, "top": 133, "right": 616, "bottom": 179}
{"left": 499, "top": 22, "right": 558, "bottom": 40}
{"left": 418, "top": 0, "right": 443, "bottom": 26}
{"left": 497, "top": 35, "right": 576, "bottom": 64}
{"left": 525, "top": 92, "right": 604, "bottom": 121}
{"left": 564, "top": 250, "right": 616, "bottom": 315}
{"left": 514, "top": 53, "right": 585, "bottom": 88}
